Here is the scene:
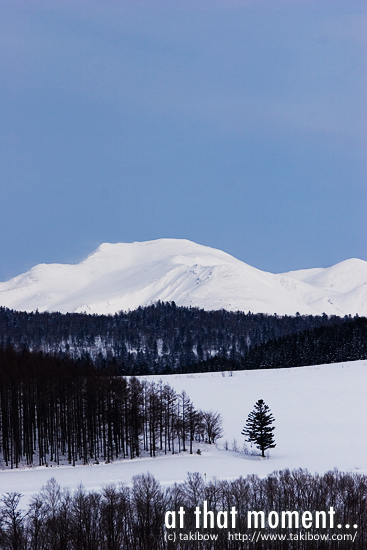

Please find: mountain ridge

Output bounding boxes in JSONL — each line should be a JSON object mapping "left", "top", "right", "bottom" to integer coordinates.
{"left": 0, "top": 239, "right": 366, "bottom": 316}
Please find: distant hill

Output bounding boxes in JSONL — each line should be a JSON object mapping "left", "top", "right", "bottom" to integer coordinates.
{"left": 0, "top": 239, "right": 366, "bottom": 316}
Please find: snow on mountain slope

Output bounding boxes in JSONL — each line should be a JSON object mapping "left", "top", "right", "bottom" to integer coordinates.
{"left": 280, "top": 258, "right": 367, "bottom": 317}
{"left": 0, "top": 239, "right": 366, "bottom": 316}
{"left": 284, "top": 258, "right": 367, "bottom": 293}
{"left": 1, "top": 360, "right": 366, "bottom": 505}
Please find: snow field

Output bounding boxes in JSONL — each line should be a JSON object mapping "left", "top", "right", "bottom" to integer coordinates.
{"left": 0, "top": 360, "right": 366, "bottom": 506}
{"left": 147, "top": 360, "right": 367, "bottom": 475}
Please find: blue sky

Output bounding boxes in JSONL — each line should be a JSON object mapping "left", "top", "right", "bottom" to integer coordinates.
{"left": 0, "top": 0, "right": 366, "bottom": 280}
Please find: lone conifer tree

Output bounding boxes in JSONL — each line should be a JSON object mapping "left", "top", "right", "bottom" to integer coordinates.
{"left": 242, "top": 399, "right": 276, "bottom": 457}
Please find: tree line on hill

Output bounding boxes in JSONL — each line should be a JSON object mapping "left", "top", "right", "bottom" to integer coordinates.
{"left": 0, "top": 303, "right": 364, "bottom": 374}
{"left": 0, "top": 346, "right": 222, "bottom": 469}
{"left": 1, "top": 469, "right": 366, "bottom": 549}
{"left": 196, "top": 316, "right": 367, "bottom": 374}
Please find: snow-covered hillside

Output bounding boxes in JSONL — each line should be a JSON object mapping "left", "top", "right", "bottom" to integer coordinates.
{"left": 0, "top": 239, "right": 366, "bottom": 316}
{"left": 1, "top": 360, "right": 366, "bottom": 505}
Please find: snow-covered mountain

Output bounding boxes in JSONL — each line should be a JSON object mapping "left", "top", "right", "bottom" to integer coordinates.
{"left": 0, "top": 239, "right": 366, "bottom": 316}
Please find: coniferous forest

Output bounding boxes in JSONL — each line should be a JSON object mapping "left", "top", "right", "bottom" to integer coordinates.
{"left": 0, "top": 303, "right": 366, "bottom": 375}
{"left": 1, "top": 304, "right": 365, "bottom": 470}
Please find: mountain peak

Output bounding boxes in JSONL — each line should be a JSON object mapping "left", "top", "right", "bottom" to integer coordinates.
{"left": 0, "top": 240, "right": 366, "bottom": 316}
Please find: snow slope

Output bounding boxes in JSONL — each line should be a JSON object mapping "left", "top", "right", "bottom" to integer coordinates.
{"left": 0, "top": 239, "right": 366, "bottom": 316}
{"left": 1, "top": 360, "right": 366, "bottom": 505}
